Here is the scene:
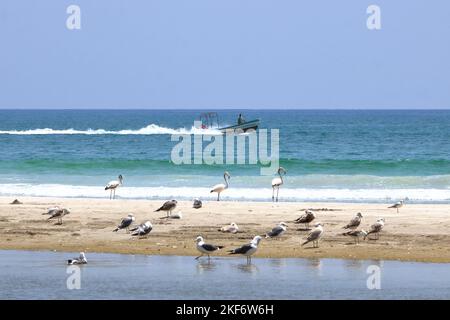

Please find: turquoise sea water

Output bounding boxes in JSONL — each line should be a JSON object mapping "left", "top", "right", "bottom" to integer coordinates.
{"left": 1, "top": 109, "right": 450, "bottom": 202}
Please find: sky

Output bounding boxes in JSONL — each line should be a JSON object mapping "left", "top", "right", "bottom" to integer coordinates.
{"left": 0, "top": 0, "right": 449, "bottom": 109}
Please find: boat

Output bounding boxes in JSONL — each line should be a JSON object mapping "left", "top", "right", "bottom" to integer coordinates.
{"left": 199, "top": 112, "right": 260, "bottom": 133}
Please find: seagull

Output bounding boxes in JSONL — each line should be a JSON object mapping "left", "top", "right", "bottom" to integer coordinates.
{"left": 365, "top": 218, "right": 385, "bottom": 240}
{"left": 195, "top": 236, "right": 224, "bottom": 260}
{"left": 271, "top": 167, "right": 286, "bottom": 202}
{"left": 193, "top": 198, "right": 202, "bottom": 209}
{"left": 169, "top": 211, "right": 183, "bottom": 219}
{"left": 113, "top": 214, "right": 135, "bottom": 233}
{"left": 67, "top": 252, "right": 87, "bottom": 265}
{"left": 389, "top": 200, "right": 404, "bottom": 213}
{"left": 42, "top": 206, "right": 61, "bottom": 215}
{"left": 228, "top": 236, "right": 262, "bottom": 263}
{"left": 265, "top": 222, "right": 288, "bottom": 239}
{"left": 155, "top": 200, "right": 177, "bottom": 218}
{"left": 294, "top": 210, "right": 316, "bottom": 229}
{"left": 130, "top": 221, "right": 153, "bottom": 238}
{"left": 342, "top": 230, "right": 367, "bottom": 244}
{"left": 210, "top": 171, "right": 230, "bottom": 201}
{"left": 47, "top": 208, "right": 70, "bottom": 225}
{"left": 302, "top": 223, "right": 324, "bottom": 248}
{"left": 343, "top": 212, "right": 363, "bottom": 230}
{"left": 105, "top": 174, "right": 123, "bottom": 200}
{"left": 219, "top": 222, "right": 239, "bottom": 234}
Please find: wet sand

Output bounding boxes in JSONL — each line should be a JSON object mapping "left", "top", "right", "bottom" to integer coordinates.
{"left": 1, "top": 196, "right": 450, "bottom": 262}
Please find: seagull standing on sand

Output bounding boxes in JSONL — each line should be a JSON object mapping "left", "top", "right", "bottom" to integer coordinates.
{"left": 219, "top": 222, "right": 239, "bottom": 234}
{"left": 302, "top": 223, "right": 324, "bottom": 248}
{"left": 105, "top": 175, "right": 123, "bottom": 200}
{"left": 271, "top": 167, "right": 286, "bottom": 202}
{"left": 343, "top": 212, "right": 363, "bottom": 230}
{"left": 67, "top": 252, "right": 87, "bottom": 265}
{"left": 113, "top": 214, "right": 135, "bottom": 233}
{"left": 130, "top": 221, "right": 153, "bottom": 238}
{"left": 294, "top": 210, "right": 316, "bottom": 229}
{"left": 228, "top": 236, "right": 262, "bottom": 263}
{"left": 155, "top": 200, "right": 177, "bottom": 217}
{"left": 195, "top": 236, "right": 224, "bottom": 260}
{"left": 210, "top": 171, "right": 230, "bottom": 201}
{"left": 365, "top": 218, "right": 385, "bottom": 240}
{"left": 193, "top": 198, "right": 202, "bottom": 209}
{"left": 342, "top": 230, "right": 367, "bottom": 244}
{"left": 47, "top": 208, "right": 70, "bottom": 225}
{"left": 265, "top": 222, "right": 288, "bottom": 239}
{"left": 389, "top": 200, "right": 404, "bottom": 213}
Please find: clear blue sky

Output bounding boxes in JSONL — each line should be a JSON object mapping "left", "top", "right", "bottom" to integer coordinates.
{"left": 0, "top": 0, "right": 449, "bottom": 109}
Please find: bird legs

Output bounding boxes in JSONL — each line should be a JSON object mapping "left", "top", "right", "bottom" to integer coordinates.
{"left": 272, "top": 187, "right": 280, "bottom": 202}
{"left": 195, "top": 254, "right": 211, "bottom": 260}
{"left": 217, "top": 193, "right": 220, "bottom": 201}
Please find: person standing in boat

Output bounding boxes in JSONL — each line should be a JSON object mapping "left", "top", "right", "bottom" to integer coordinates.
{"left": 237, "top": 113, "right": 245, "bottom": 125}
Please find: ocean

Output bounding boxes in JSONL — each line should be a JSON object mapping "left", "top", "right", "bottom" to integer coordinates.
{"left": 1, "top": 109, "right": 450, "bottom": 203}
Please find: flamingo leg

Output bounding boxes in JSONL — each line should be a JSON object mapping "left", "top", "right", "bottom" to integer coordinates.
{"left": 217, "top": 193, "right": 220, "bottom": 201}
{"left": 276, "top": 187, "right": 279, "bottom": 202}
{"left": 272, "top": 187, "right": 275, "bottom": 202}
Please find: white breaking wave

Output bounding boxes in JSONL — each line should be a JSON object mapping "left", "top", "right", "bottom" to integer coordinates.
{"left": 1, "top": 183, "right": 450, "bottom": 203}
{"left": 0, "top": 124, "right": 222, "bottom": 135}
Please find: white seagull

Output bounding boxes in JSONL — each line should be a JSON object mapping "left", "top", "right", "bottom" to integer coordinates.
{"left": 389, "top": 200, "right": 404, "bottom": 213}
{"left": 210, "top": 171, "right": 230, "bottom": 201}
{"left": 365, "top": 218, "right": 385, "bottom": 240}
{"left": 343, "top": 212, "right": 363, "bottom": 230}
{"left": 130, "top": 221, "right": 153, "bottom": 238}
{"left": 47, "top": 208, "right": 70, "bottom": 225}
{"left": 105, "top": 175, "right": 123, "bottom": 200}
{"left": 228, "top": 235, "right": 262, "bottom": 263}
{"left": 271, "top": 167, "right": 287, "bottom": 202}
{"left": 155, "top": 200, "right": 178, "bottom": 217}
{"left": 219, "top": 222, "right": 239, "bottom": 234}
{"left": 342, "top": 230, "right": 367, "bottom": 244}
{"left": 113, "top": 214, "right": 135, "bottom": 233}
{"left": 195, "top": 236, "right": 224, "bottom": 260}
{"left": 67, "top": 252, "right": 87, "bottom": 265}
{"left": 265, "top": 222, "right": 288, "bottom": 239}
{"left": 302, "top": 223, "right": 324, "bottom": 248}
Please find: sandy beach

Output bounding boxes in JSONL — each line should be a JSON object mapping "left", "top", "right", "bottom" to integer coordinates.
{"left": 1, "top": 196, "right": 449, "bottom": 263}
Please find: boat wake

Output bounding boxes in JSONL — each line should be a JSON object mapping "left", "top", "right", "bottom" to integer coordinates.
{"left": 0, "top": 124, "right": 222, "bottom": 135}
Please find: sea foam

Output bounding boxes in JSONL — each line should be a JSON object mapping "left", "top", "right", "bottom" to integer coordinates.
{"left": 1, "top": 183, "right": 449, "bottom": 203}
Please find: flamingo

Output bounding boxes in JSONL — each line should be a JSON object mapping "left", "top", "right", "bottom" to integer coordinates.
{"left": 271, "top": 167, "right": 286, "bottom": 202}
{"left": 105, "top": 175, "right": 123, "bottom": 200}
{"left": 210, "top": 171, "right": 230, "bottom": 201}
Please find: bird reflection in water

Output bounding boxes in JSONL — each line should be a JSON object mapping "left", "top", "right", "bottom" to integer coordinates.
{"left": 235, "top": 262, "right": 259, "bottom": 274}
{"left": 196, "top": 259, "right": 217, "bottom": 274}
